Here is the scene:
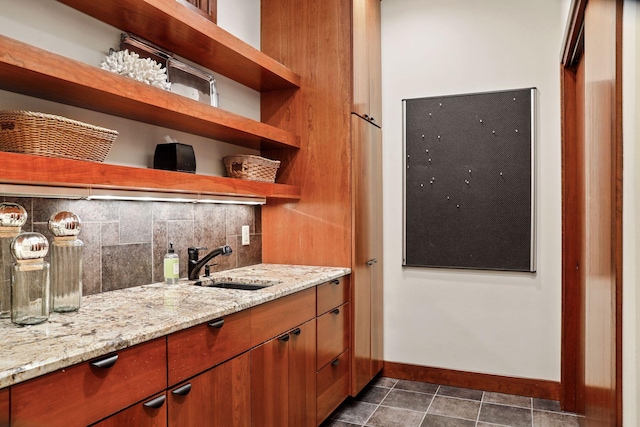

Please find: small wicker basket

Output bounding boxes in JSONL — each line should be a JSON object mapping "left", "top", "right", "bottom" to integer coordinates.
{"left": 223, "top": 155, "right": 280, "bottom": 183}
{"left": 0, "top": 111, "right": 118, "bottom": 162}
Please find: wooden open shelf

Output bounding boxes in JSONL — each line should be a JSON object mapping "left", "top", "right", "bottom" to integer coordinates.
{"left": 57, "top": 0, "right": 301, "bottom": 92}
{"left": 0, "top": 152, "right": 301, "bottom": 200}
{"left": 0, "top": 36, "right": 300, "bottom": 151}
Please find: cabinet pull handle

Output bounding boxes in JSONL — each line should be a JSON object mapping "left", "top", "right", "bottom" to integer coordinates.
{"left": 278, "top": 334, "right": 290, "bottom": 342}
{"left": 172, "top": 383, "right": 192, "bottom": 396}
{"left": 331, "top": 358, "right": 340, "bottom": 366}
{"left": 330, "top": 279, "right": 340, "bottom": 285}
{"left": 208, "top": 318, "right": 225, "bottom": 328}
{"left": 143, "top": 395, "right": 166, "bottom": 409}
{"left": 291, "top": 327, "right": 301, "bottom": 336}
{"left": 369, "top": 116, "right": 376, "bottom": 123}
{"left": 90, "top": 354, "right": 118, "bottom": 369}
{"left": 331, "top": 308, "right": 340, "bottom": 315}
{"left": 365, "top": 258, "right": 378, "bottom": 266}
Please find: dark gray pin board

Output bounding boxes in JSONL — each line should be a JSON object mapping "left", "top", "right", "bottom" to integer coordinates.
{"left": 402, "top": 88, "right": 536, "bottom": 272}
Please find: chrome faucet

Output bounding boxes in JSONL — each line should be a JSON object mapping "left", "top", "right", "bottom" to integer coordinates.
{"left": 188, "top": 245, "right": 233, "bottom": 280}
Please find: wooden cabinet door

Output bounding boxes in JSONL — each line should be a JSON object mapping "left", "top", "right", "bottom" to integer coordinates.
{"left": 288, "top": 319, "right": 316, "bottom": 427}
{"left": 352, "top": 0, "right": 382, "bottom": 126}
{"left": 0, "top": 388, "right": 8, "bottom": 427}
{"left": 251, "top": 319, "right": 316, "bottom": 427}
{"left": 93, "top": 393, "right": 167, "bottom": 427}
{"left": 168, "top": 353, "right": 250, "bottom": 427}
{"left": 251, "top": 333, "right": 289, "bottom": 426}
{"left": 351, "top": 115, "right": 383, "bottom": 395}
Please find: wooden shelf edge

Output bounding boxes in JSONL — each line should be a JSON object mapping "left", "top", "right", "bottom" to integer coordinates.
{"left": 57, "top": 0, "right": 301, "bottom": 91}
{"left": 0, "top": 36, "right": 300, "bottom": 151}
{"left": 0, "top": 153, "right": 301, "bottom": 201}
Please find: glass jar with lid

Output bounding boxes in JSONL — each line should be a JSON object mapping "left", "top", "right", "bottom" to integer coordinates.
{"left": 0, "top": 203, "right": 28, "bottom": 319}
{"left": 49, "top": 211, "right": 83, "bottom": 313}
{"left": 11, "top": 232, "right": 50, "bottom": 325}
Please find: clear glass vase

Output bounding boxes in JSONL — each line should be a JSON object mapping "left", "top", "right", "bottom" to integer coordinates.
{"left": 0, "top": 230, "right": 19, "bottom": 318}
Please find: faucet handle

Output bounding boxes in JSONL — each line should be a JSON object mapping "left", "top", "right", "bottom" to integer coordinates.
{"left": 188, "top": 247, "right": 208, "bottom": 260}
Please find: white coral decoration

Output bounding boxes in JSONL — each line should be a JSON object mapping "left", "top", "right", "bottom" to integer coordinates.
{"left": 100, "top": 49, "right": 171, "bottom": 91}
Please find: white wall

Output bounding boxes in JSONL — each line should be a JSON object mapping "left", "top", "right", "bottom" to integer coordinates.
{"left": 381, "top": 0, "right": 564, "bottom": 380}
{"left": 623, "top": 1, "right": 640, "bottom": 425}
{"left": 0, "top": 0, "right": 261, "bottom": 175}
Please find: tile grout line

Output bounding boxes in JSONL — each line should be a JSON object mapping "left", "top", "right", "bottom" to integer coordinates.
{"left": 361, "top": 380, "right": 396, "bottom": 427}
{"left": 417, "top": 384, "right": 439, "bottom": 427}
{"left": 475, "top": 391, "right": 484, "bottom": 426}
{"left": 531, "top": 396, "right": 534, "bottom": 427}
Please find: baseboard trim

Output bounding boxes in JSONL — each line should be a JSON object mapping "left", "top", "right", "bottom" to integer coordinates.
{"left": 382, "top": 361, "right": 560, "bottom": 401}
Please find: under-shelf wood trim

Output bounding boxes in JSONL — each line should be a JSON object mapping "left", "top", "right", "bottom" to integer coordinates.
{"left": 57, "top": 0, "right": 301, "bottom": 91}
{"left": 0, "top": 35, "right": 300, "bottom": 151}
{"left": 0, "top": 152, "right": 301, "bottom": 200}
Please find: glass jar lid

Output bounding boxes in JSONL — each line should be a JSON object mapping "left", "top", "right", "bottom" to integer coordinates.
{"left": 0, "top": 203, "right": 27, "bottom": 227}
{"left": 11, "top": 232, "right": 49, "bottom": 260}
{"left": 48, "top": 211, "right": 81, "bottom": 237}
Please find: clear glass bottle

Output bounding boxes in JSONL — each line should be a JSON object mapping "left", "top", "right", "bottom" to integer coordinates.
{"left": 0, "top": 203, "right": 27, "bottom": 319}
{"left": 164, "top": 242, "right": 179, "bottom": 284}
{"left": 11, "top": 232, "right": 50, "bottom": 325}
{"left": 49, "top": 211, "right": 83, "bottom": 313}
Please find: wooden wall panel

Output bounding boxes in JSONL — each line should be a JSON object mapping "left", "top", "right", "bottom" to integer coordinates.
{"left": 260, "top": 0, "right": 353, "bottom": 268}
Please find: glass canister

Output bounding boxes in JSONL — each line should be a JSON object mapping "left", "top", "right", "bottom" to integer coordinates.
{"left": 0, "top": 203, "right": 28, "bottom": 319}
{"left": 11, "top": 232, "right": 50, "bottom": 325}
{"left": 49, "top": 211, "right": 83, "bottom": 313}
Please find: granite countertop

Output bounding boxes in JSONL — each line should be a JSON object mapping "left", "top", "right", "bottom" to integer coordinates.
{"left": 0, "top": 263, "right": 350, "bottom": 389}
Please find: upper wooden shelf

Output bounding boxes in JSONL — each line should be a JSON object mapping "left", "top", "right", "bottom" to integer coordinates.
{"left": 0, "top": 36, "right": 300, "bottom": 151}
{"left": 0, "top": 152, "right": 301, "bottom": 200}
{"left": 57, "top": 0, "right": 301, "bottom": 92}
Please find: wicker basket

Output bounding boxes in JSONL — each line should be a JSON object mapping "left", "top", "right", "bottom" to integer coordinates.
{"left": 223, "top": 155, "right": 280, "bottom": 183}
{"left": 0, "top": 111, "right": 118, "bottom": 162}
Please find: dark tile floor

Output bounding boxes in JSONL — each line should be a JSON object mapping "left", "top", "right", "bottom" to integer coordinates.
{"left": 323, "top": 377, "right": 581, "bottom": 427}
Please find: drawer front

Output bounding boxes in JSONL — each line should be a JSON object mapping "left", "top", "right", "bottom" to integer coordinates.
{"left": 250, "top": 287, "right": 316, "bottom": 347}
{"left": 317, "top": 276, "right": 349, "bottom": 315}
{"left": 316, "top": 302, "right": 349, "bottom": 370}
{"left": 167, "top": 309, "right": 251, "bottom": 385}
{"left": 93, "top": 392, "right": 168, "bottom": 427}
{"left": 316, "top": 350, "right": 350, "bottom": 425}
{"left": 11, "top": 338, "right": 167, "bottom": 427}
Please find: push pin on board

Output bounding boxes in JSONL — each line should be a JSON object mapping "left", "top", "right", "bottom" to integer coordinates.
{"left": 422, "top": 134, "right": 425, "bottom": 139}
{"left": 428, "top": 158, "right": 432, "bottom": 163}
{"left": 515, "top": 129, "right": 519, "bottom": 133}
{"left": 429, "top": 113, "right": 432, "bottom": 117}
{"left": 437, "top": 135, "right": 441, "bottom": 140}
{"left": 439, "top": 103, "right": 442, "bottom": 107}
{"left": 479, "top": 119, "right": 483, "bottom": 124}
{"left": 456, "top": 204, "right": 460, "bottom": 208}
{"left": 492, "top": 130, "right": 496, "bottom": 135}
{"left": 513, "top": 97, "right": 516, "bottom": 101}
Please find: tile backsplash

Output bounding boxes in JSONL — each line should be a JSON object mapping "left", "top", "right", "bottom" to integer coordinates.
{"left": 2, "top": 197, "right": 262, "bottom": 295}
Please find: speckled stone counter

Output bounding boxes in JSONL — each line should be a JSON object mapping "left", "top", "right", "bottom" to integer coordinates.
{"left": 0, "top": 264, "right": 350, "bottom": 389}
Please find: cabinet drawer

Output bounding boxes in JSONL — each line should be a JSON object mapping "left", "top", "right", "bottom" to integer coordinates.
{"left": 317, "top": 302, "right": 349, "bottom": 370}
{"left": 11, "top": 338, "right": 167, "bottom": 427}
{"left": 250, "top": 287, "right": 316, "bottom": 347}
{"left": 92, "top": 392, "right": 167, "bottom": 427}
{"left": 317, "top": 276, "right": 349, "bottom": 315}
{"left": 167, "top": 309, "right": 251, "bottom": 385}
{"left": 316, "top": 350, "right": 349, "bottom": 425}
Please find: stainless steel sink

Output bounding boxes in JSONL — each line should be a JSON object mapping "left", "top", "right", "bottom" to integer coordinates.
{"left": 194, "top": 278, "right": 280, "bottom": 290}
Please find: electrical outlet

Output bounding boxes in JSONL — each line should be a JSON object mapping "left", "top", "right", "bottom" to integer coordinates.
{"left": 241, "top": 225, "right": 250, "bottom": 245}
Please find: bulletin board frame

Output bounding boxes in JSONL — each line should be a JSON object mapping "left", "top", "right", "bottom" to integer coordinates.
{"left": 402, "top": 88, "right": 536, "bottom": 272}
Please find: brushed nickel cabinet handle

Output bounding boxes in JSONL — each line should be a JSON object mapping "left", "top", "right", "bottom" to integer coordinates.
{"left": 143, "top": 395, "right": 166, "bottom": 409}
{"left": 172, "top": 383, "right": 192, "bottom": 396}
{"left": 90, "top": 354, "right": 118, "bottom": 369}
{"left": 208, "top": 318, "right": 224, "bottom": 328}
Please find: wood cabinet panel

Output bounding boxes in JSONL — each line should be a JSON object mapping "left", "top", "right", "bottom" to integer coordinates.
{"left": 93, "top": 393, "right": 167, "bottom": 427}
{"left": 167, "top": 309, "right": 251, "bottom": 385}
{"left": 317, "top": 276, "right": 349, "bottom": 316}
{"left": 58, "top": 0, "right": 300, "bottom": 91}
{"left": 0, "top": 388, "right": 8, "bottom": 427}
{"left": 288, "top": 320, "right": 316, "bottom": 427}
{"left": 168, "top": 353, "right": 250, "bottom": 427}
{"left": 250, "top": 287, "right": 316, "bottom": 347}
{"left": 316, "top": 350, "right": 350, "bottom": 425}
{"left": 317, "top": 303, "right": 349, "bottom": 371}
{"left": 251, "top": 334, "right": 289, "bottom": 426}
{"left": 11, "top": 338, "right": 167, "bottom": 427}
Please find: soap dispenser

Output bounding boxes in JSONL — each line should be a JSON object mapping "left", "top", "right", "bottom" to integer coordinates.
{"left": 0, "top": 202, "right": 27, "bottom": 319}
{"left": 164, "top": 242, "right": 179, "bottom": 284}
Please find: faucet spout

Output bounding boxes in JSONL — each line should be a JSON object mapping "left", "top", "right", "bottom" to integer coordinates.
{"left": 188, "top": 245, "right": 233, "bottom": 280}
